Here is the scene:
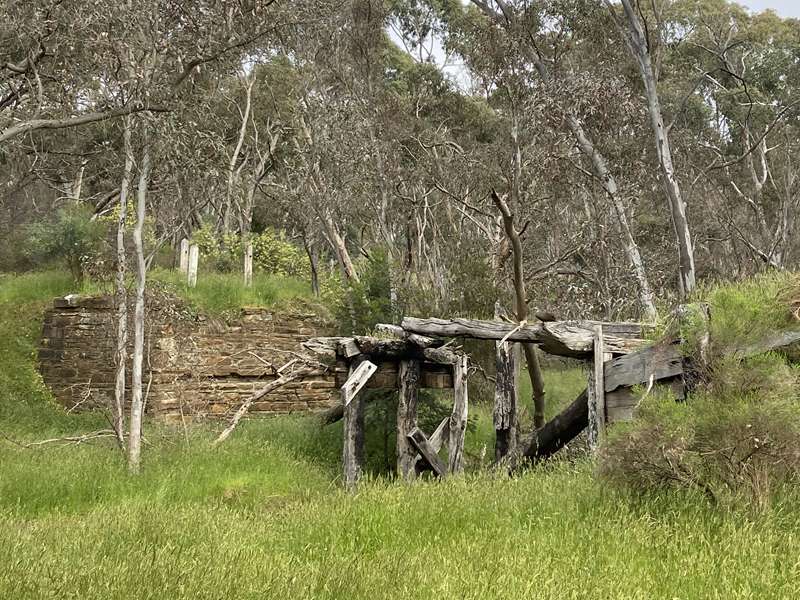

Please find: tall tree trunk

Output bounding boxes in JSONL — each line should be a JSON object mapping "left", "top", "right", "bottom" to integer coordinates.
{"left": 113, "top": 116, "right": 133, "bottom": 449}
{"left": 609, "top": 0, "right": 696, "bottom": 296}
{"left": 128, "top": 131, "right": 152, "bottom": 475}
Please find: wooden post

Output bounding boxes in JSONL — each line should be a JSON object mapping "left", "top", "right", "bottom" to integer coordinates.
{"left": 397, "top": 359, "right": 421, "bottom": 480}
{"left": 342, "top": 358, "right": 377, "bottom": 490}
{"left": 243, "top": 240, "right": 253, "bottom": 287}
{"left": 448, "top": 354, "right": 469, "bottom": 473}
{"left": 493, "top": 340, "right": 518, "bottom": 461}
{"left": 179, "top": 238, "right": 190, "bottom": 273}
{"left": 588, "top": 324, "right": 610, "bottom": 450}
{"left": 187, "top": 244, "right": 199, "bottom": 288}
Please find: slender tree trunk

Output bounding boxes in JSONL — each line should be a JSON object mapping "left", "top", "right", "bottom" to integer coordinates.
{"left": 223, "top": 74, "right": 254, "bottom": 233}
{"left": 491, "top": 190, "right": 546, "bottom": 428}
{"left": 128, "top": 131, "right": 152, "bottom": 474}
{"left": 610, "top": 0, "right": 696, "bottom": 296}
{"left": 113, "top": 116, "right": 133, "bottom": 449}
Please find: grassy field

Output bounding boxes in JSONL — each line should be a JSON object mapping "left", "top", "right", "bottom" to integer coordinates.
{"left": 2, "top": 272, "right": 800, "bottom": 599}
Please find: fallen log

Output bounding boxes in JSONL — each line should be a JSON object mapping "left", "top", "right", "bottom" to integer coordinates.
{"left": 401, "top": 317, "right": 643, "bottom": 358}
{"left": 522, "top": 388, "right": 588, "bottom": 461}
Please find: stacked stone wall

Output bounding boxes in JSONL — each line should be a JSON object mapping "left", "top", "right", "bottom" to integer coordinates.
{"left": 38, "top": 294, "right": 337, "bottom": 421}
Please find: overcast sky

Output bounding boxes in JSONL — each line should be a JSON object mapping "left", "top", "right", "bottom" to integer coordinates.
{"left": 741, "top": 0, "right": 800, "bottom": 17}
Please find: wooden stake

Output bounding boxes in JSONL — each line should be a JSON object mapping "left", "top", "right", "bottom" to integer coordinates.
{"left": 588, "top": 325, "right": 609, "bottom": 450}
{"left": 448, "top": 355, "right": 469, "bottom": 473}
{"left": 342, "top": 358, "right": 375, "bottom": 490}
{"left": 397, "top": 359, "right": 421, "bottom": 480}
{"left": 187, "top": 244, "right": 199, "bottom": 288}
{"left": 243, "top": 240, "right": 253, "bottom": 287}
{"left": 179, "top": 238, "right": 189, "bottom": 273}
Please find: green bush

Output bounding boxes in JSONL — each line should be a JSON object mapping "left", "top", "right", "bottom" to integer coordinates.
{"left": 24, "top": 204, "right": 108, "bottom": 282}
{"left": 600, "top": 353, "right": 800, "bottom": 511}
{"left": 191, "top": 223, "right": 310, "bottom": 279}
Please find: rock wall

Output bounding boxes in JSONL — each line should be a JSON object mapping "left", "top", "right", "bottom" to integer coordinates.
{"left": 38, "top": 294, "right": 337, "bottom": 421}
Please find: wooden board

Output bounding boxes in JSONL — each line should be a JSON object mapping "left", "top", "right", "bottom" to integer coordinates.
{"left": 335, "top": 361, "right": 453, "bottom": 389}
{"left": 605, "top": 378, "right": 685, "bottom": 423}
{"left": 408, "top": 427, "right": 448, "bottom": 477}
{"left": 604, "top": 342, "right": 683, "bottom": 393}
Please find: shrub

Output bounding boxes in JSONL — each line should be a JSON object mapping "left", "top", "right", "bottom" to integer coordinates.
{"left": 191, "top": 223, "right": 310, "bottom": 279}
{"left": 24, "top": 204, "right": 108, "bottom": 282}
{"left": 599, "top": 353, "right": 800, "bottom": 511}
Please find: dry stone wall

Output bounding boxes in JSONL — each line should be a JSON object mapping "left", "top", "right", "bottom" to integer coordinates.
{"left": 38, "top": 294, "right": 337, "bottom": 421}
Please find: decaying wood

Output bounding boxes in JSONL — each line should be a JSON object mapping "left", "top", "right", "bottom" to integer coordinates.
{"left": 397, "top": 360, "right": 421, "bottom": 480}
{"left": 341, "top": 359, "right": 377, "bottom": 406}
{"left": 343, "top": 357, "right": 368, "bottom": 490}
{"left": 374, "top": 323, "right": 443, "bottom": 348}
{"left": 737, "top": 329, "right": 800, "bottom": 359}
{"left": 213, "top": 364, "right": 317, "bottom": 446}
{"left": 304, "top": 336, "right": 458, "bottom": 365}
{"left": 448, "top": 355, "right": 469, "bottom": 473}
{"left": 523, "top": 388, "right": 588, "bottom": 462}
{"left": 401, "top": 317, "right": 644, "bottom": 358}
{"left": 414, "top": 417, "right": 449, "bottom": 474}
{"left": 493, "top": 338, "right": 518, "bottom": 461}
{"left": 604, "top": 341, "right": 683, "bottom": 393}
{"left": 408, "top": 427, "right": 448, "bottom": 477}
{"left": 587, "top": 325, "right": 609, "bottom": 450}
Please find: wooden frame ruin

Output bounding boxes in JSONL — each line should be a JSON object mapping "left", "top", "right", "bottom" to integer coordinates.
{"left": 306, "top": 309, "right": 800, "bottom": 489}
{"left": 305, "top": 316, "right": 653, "bottom": 488}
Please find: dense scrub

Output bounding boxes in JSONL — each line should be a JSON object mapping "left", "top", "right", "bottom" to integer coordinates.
{"left": 601, "top": 273, "right": 800, "bottom": 509}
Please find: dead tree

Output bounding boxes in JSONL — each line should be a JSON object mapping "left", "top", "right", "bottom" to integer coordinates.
{"left": 492, "top": 189, "right": 547, "bottom": 428}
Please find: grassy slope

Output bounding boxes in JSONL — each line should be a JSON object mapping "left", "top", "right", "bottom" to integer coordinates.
{"left": 2, "top": 272, "right": 800, "bottom": 599}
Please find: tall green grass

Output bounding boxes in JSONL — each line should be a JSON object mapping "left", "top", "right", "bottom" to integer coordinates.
{"left": 3, "top": 272, "right": 800, "bottom": 598}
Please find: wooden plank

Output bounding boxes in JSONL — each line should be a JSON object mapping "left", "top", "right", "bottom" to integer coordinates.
{"left": 341, "top": 360, "right": 377, "bottom": 406}
{"left": 448, "top": 355, "right": 469, "bottom": 473}
{"left": 604, "top": 342, "right": 683, "bottom": 392}
{"left": 335, "top": 361, "right": 453, "bottom": 389}
{"left": 408, "top": 427, "right": 448, "bottom": 477}
{"left": 343, "top": 358, "right": 369, "bottom": 490}
{"left": 396, "top": 360, "right": 421, "bottom": 481}
{"left": 401, "top": 317, "right": 644, "bottom": 358}
{"left": 523, "top": 388, "right": 588, "bottom": 462}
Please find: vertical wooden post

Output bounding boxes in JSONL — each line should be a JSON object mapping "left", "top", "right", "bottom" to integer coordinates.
{"left": 243, "top": 240, "right": 253, "bottom": 287}
{"left": 493, "top": 340, "right": 518, "bottom": 461}
{"left": 397, "top": 359, "right": 421, "bottom": 480}
{"left": 588, "top": 324, "right": 609, "bottom": 450}
{"left": 187, "top": 244, "right": 199, "bottom": 288}
{"left": 448, "top": 354, "right": 469, "bottom": 474}
{"left": 179, "top": 238, "right": 190, "bottom": 273}
{"left": 342, "top": 357, "right": 376, "bottom": 490}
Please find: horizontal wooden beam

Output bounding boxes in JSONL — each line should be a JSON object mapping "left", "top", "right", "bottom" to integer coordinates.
{"left": 401, "top": 317, "right": 644, "bottom": 359}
